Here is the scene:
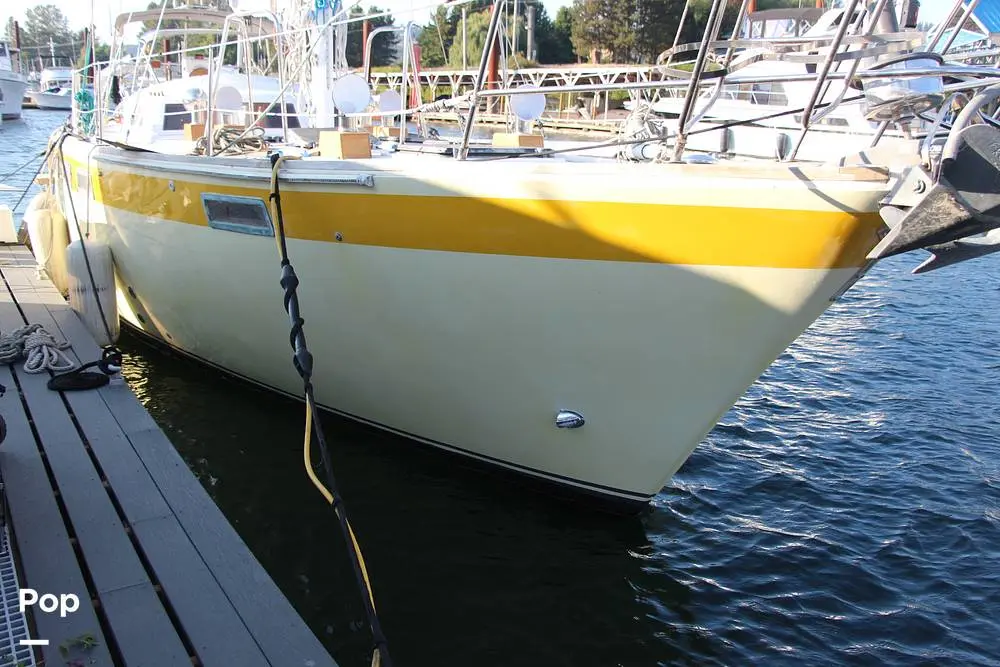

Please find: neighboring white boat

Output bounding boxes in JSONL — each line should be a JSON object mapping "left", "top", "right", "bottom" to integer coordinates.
{"left": 41, "top": 0, "right": 1000, "bottom": 508}
{"left": 0, "top": 40, "right": 28, "bottom": 120}
{"left": 31, "top": 87, "right": 75, "bottom": 110}
{"left": 29, "top": 67, "right": 75, "bottom": 110}
{"left": 36, "top": 66, "right": 73, "bottom": 92}
{"left": 622, "top": 5, "right": 950, "bottom": 162}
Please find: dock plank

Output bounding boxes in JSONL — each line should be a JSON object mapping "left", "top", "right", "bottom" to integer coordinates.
{"left": 0, "top": 363, "right": 115, "bottom": 667}
{"left": 0, "top": 277, "right": 192, "bottom": 667}
{"left": 3, "top": 245, "right": 336, "bottom": 667}
{"left": 124, "top": 427, "right": 341, "bottom": 666}
{"left": 0, "top": 271, "right": 270, "bottom": 667}
{"left": 131, "top": 515, "right": 271, "bottom": 667}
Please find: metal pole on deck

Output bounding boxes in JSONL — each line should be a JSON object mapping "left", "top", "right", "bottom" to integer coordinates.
{"left": 486, "top": 4, "right": 500, "bottom": 113}
{"left": 206, "top": 38, "right": 214, "bottom": 157}
{"left": 513, "top": 0, "right": 519, "bottom": 56}
{"left": 458, "top": 0, "right": 505, "bottom": 159}
{"left": 526, "top": 5, "right": 535, "bottom": 62}
{"left": 362, "top": 20, "right": 370, "bottom": 70}
{"left": 670, "top": 0, "right": 726, "bottom": 160}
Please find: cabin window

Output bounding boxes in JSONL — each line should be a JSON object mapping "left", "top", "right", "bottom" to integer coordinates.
{"left": 201, "top": 193, "right": 273, "bottom": 236}
{"left": 792, "top": 115, "right": 850, "bottom": 127}
{"left": 252, "top": 103, "right": 301, "bottom": 129}
{"left": 751, "top": 83, "right": 788, "bottom": 106}
{"left": 163, "top": 103, "right": 192, "bottom": 131}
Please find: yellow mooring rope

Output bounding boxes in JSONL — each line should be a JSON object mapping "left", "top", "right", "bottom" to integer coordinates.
{"left": 302, "top": 400, "right": 377, "bottom": 611}
{"left": 269, "top": 155, "right": 388, "bottom": 667}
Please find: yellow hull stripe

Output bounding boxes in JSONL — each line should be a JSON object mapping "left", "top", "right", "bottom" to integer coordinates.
{"left": 93, "top": 167, "right": 884, "bottom": 269}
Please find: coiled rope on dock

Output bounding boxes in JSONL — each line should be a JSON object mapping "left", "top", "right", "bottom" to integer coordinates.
{"left": 0, "top": 324, "right": 77, "bottom": 374}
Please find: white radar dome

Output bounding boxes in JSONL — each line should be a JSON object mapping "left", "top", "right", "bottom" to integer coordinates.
{"left": 332, "top": 74, "right": 372, "bottom": 114}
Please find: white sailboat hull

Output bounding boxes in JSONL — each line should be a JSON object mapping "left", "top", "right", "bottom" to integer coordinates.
{"left": 54, "top": 136, "right": 888, "bottom": 506}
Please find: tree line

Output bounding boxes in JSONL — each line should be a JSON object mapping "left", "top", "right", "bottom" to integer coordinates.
{"left": 416, "top": 0, "right": 809, "bottom": 67}
{"left": 5, "top": 0, "right": 811, "bottom": 75}
{"left": 3, "top": 4, "right": 107, "bottom": 72}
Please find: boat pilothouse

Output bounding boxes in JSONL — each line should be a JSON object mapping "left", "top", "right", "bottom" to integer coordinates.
{"left": 38, "top": 67, "right": 74, "bottom": 92}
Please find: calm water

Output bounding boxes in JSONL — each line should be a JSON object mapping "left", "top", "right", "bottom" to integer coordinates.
{"left": 3, "top": 110, "right": 999, "bottom": 666}
{"left": 0, "top": 109, "right": 69, "bottom": 215}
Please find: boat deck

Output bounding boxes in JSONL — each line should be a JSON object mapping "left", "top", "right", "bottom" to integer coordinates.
{"left": 0, "top": 244, "right": 337, "bottom": 666}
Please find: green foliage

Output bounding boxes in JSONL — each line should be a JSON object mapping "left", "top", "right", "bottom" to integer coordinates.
{"left": 634, "top": 0, "right": 688, "bottom": 62}
{"left": 507, "top": 54, "right": 539, "bottom": 69}
{"left": 543, "top": 6, "right": 576, "bottom": 64}
{"left": 570, "top": 0, "right": 638, "bottom": 63}
{"left": 94, "top": 41, "right": 111, "bottom": 63}
{"left": 417, "top": 1, "right": 578, "bottom": 68}
{"left": 447, "top": 9, "right": 491, "bottom": 69}
{"left": 566, "top": 0, "right": 807, "bottom": 64}
{"left": 345, "top": 5, "right": 397, "bottom": 67}
{"left": 59, "top": 631, "right": 100, "bottom": 658}
{"left": 416, "top": 6, "right": 450, "bottom": 67}
{"left": 5, "top": 4, "right": 77, "bottom": 70}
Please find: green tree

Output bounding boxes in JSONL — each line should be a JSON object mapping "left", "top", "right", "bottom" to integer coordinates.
{"left": 538, "top": 5, "right": 576, "bottom": 63}
{"left": 570, "top": 0, "right": 637, "bottom": 63}
{"left": 447, "top": 9, "right": 491, "bottom": 68}
{"left": 417, "top": 1, "right": 493, "bottom": 68}
{"left": 634, "top": 0, "right": 688, "bottom": 62}
{"left": 7, "top": 4, "right": 76, "bottom": 69}
{"left": 417, "top": 5, "right": 452, "bottom": 67}
{"left": 345, "top": 5, "right": 397, "bottom": 67}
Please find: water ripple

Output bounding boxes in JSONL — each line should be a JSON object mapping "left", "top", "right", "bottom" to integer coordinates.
{"left": 654, "top": 256, "right": 1000, "bottom": 665}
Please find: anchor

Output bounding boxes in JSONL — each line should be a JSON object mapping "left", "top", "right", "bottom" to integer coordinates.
{"left": 869, "top": 85, "right": 1000, "bottom": 268}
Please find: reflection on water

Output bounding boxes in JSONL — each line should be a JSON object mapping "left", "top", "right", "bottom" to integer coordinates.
{"left": 123, "top": 341, "right": 663, "bottom": 665}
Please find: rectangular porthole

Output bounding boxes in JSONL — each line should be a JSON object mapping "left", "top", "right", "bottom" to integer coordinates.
{"left": 201, "top": 194, "right": 274, "bottom": 237}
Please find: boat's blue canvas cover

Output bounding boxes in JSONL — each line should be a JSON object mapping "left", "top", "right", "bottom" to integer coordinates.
{"left": 969, "top": 0, "right": 1000, "bottom": 33}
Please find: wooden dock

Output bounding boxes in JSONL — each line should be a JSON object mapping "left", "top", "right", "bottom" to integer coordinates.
{"left": 0, "top": 244, "right": 338, "bottom": 666}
